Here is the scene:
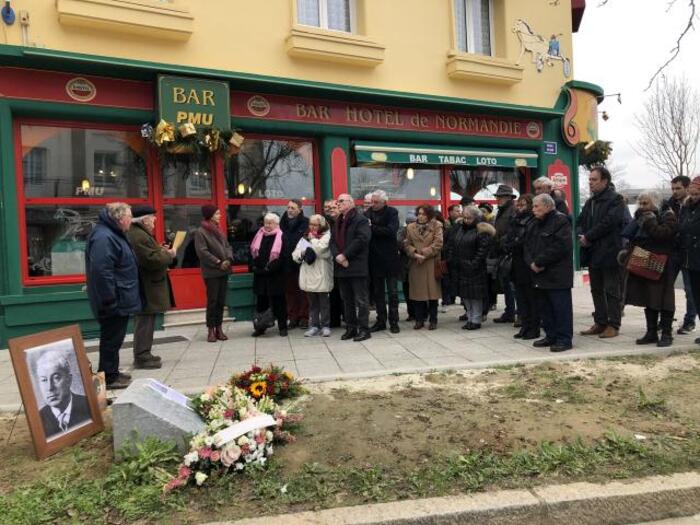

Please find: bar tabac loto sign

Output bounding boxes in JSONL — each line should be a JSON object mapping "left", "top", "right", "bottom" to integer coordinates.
{"left": 158, "top": 75, "right": 230, "bottom": 130}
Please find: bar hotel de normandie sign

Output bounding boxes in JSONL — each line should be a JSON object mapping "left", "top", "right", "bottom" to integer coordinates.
{"left": 233, "top": 92, "right": 543, "bottom": 141}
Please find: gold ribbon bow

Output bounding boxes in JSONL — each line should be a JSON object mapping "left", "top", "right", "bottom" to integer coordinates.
{"left": 154, "top": 119, "right": 175, "bottom": 146}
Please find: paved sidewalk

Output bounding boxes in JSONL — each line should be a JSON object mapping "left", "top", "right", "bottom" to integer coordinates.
{"left": 0, "top": 287, "right": 697, "bottom": 411}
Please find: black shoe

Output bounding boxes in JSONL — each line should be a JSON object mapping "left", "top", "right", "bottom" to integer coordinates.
{"left": 462, "top": 322, "right": 472, "bottom": 330}
{"left": 370, "top": 323, "right": 386, "bottom": 333}
{"left": 521, "top": 331, "right": 540, "bottom": 340}
{"left": 406, "top": 316, "right": 415, "bottom": 322}
{"left": 513, "top": 316, "right": 522, "bottom": 328}
{"left": 341, "top": 329, "right": 358, "bottom": 340}
{"left": 279, "top": 328, "right": 288, "bottom": 337}
{"left": 288, "top": 320, "right": 299, "bottom": 329}
{"left": 106, "top": 373, "right": 132, "bottom": 390}
{"left": 118, "top": 370, "right": 133, "bottom": 380}
{"left": 657, "top": 334, "right": 673, "bottom": 347}
{"left": 428, "top": 322, "right": 437, "bottom": 330}
{"left": 493, "top": 315, "right": 515, "bottom": 324}
{"left": 636, "top": 331, "right": 658, "bottom": 345}
{"left": 513, "top": 331, "right": 524, "bottom": 339}
{"left": 695, "top": 336, "right": 700, "bottom": 344}
{"left": 252, "top": 329, "right": 265, "bottom": 337}
{"left": 134, "top": 357, "right": 162, "bottom": 370}
{"left": 677, "top": 323, "right": 696, "bottom": 335}
{"left": 550, "top": 344, "right": 572, "bottom": 352}
{"left": 467, "top": 323, "right": 481, "bottom": 331}
{"left": 389, "top": 324, "right": 400, "bottom": 334}
{"left": 458, "top": 313, "right": 468, "bottom": 321}
{"left": 533, "top": 338, "right": 553, "bottom": 348}
{"left": 353, "top": 330, "right": 371, "bottom": 342}
{"left": 414, "top": 321, "right": 425, "bottom": 330}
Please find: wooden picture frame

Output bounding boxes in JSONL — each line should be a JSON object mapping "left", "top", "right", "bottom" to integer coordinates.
{"left": 8, "top": 325, "right": 104, "bottom": 459}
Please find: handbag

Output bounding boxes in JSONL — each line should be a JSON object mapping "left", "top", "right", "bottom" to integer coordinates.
{"left": 625, "top": 246, "right": 668, "bottom": 281}
{"left": 434, "top": 258, "right": 448, "bottom": 280}
{"left": 252, "top": 308, "right": 276, "bottom": 331}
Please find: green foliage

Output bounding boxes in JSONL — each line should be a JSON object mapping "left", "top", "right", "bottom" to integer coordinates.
{"left": 578, "top": 140, "right": 613, "bottom": 170}
{"left": 636, "top": 387, "right": 668, "bottom": 415}
{"left": 108, "top": 435, "right": 181, "bottom": 487}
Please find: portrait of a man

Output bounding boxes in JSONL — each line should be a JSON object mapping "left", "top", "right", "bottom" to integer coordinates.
{"left": 33, "top": 349, "right": 92, "bottom": 440}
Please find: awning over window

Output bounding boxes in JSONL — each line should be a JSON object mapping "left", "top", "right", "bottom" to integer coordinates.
{"left": 354, "top": 142, "right": 538, "bottom": 168}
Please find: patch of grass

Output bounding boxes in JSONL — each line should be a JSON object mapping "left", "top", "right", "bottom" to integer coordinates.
{"left": 540, "top": 376, "right": 586, "bottom": 404}
{"left": 636, "top": 387, "right": 668, "bottom": 416}
{"left": 498, "top": 383, "right": 528, "bottom": 399}
{"left": 604, "top": 354, "right": 663, "bottom": 366}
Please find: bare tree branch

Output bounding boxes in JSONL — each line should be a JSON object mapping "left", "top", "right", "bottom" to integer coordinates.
{"left": 634, "top": 76, "right": 700, "bottom": 181}
{"left": 598, "top": 0, "right": 696, "bottom": 89}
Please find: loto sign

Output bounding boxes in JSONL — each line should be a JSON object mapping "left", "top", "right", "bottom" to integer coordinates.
{"left": 158, "top": 75, "right": 230, "bottom": 130}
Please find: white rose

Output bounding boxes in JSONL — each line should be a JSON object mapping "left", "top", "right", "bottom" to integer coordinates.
{"left": 200, "top": 393, "right": 211, "bottom": 402}
{"left": 266, "top": 431, "right": 274, "bottom": 442}
{"left": 235, "top": 462, "right": 244, "bottom": 471}
{"left": 280, "top": 410, "right": 287, "bottom": 417}
{"left": 258, "top": 457, "right": 267, "bottom": 466}
{"left": 249, "top": 440, "right": 257, "bottom": 451}
{"left": 237, "top": 436, "right": 249, "bottom": 446}
{"left": 183, "top": 451, "right": 199, "bottom": 466}
{"left": 194, "top": 472, "right": 208, "bottom": 486}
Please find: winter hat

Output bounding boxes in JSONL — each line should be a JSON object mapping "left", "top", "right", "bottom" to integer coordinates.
{"left": 131, "top": 205, "right": 156, "bottom": 218}
{"left": 201, "top": 204, "right": 219, "bottom": 220}
{"left": 460, "top": 195, "right": 475, "bottom": 206}
{"left": 494, "top": 185, "right": 515, "bottom": 198}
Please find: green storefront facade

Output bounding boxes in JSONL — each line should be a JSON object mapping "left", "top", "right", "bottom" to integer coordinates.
{"left": 0, "top": 45, "right": 603, "bottom": 348}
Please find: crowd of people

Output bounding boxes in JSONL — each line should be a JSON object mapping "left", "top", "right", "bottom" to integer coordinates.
{"left": 84, "top": 168, "right": 700, "bottom": 390}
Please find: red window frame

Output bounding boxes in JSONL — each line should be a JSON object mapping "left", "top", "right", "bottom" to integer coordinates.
{"left": 15, "top": 119, "right": 154, "bottom": 286}
{"left": 223, "top": 134, "right": 321, "bottom": 273}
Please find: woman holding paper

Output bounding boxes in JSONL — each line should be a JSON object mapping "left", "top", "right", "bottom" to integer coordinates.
{"left": 292, "top": 214, "right": 333, "bottom": 337}
{"left": 250, "top": 213, "right": 288, "bottom": 337}
{"left": 194, "top": 205, "right": 233, "bottom": 343}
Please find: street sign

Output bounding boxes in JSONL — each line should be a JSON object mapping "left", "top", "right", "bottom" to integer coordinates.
{"left": 544, "top": 141, "right": 558, "bottom": 155}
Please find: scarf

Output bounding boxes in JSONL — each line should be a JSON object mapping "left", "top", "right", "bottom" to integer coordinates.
{"left": 334, "top": 208, "right": 355, "bottom": 252}
{"left": 250, "top": 226, "right": 283, "bottom": 261}
{"left": 201, "top": 220, "right": 225, "bottom": 242}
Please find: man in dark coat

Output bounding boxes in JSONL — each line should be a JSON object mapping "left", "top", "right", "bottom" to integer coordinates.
{"left": 324, "top": 199, "right": 343, "bottom": 328}
{"left": 331, "top": 193, "right": 372, "bottom": 342}
{"left": 662, "top": 175, "right": 696, "bottom": 334}
{"left": 525, "top": 194, "right": 574, "bottom": 352}
{"left": 493, "top": 185, "right": 517, "bottom": 323}
{"left": 127, "top": 205, "right": 175, "bottom": 369}
{"left": 280, "top": 200, "right": 310, "bottom": 328}
{"left": 576, "top": 167, "right": 628, "bottom": 339}
{"left": 35, "top": 350, "right": 92, "bottom": 439}
{"left": 86, "top": 203, "right": 142, "bottom": 389}
{"left": 365, "top": 190, "right": 401, "bottom": 333}
{"left": 680, "top": 177, "right": 700, "bottom": 334}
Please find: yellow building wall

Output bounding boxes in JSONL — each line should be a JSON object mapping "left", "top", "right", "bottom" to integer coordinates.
{"left": 3, "top": 0, "right": 574, "bottom": 107}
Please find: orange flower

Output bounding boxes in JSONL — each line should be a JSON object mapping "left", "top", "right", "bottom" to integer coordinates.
{"left": 250, "top": 381, "right": 267, "bottom": 398}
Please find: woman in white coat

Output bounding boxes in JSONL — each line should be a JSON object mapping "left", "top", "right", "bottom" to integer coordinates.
{"left": 292, "top": 214, "right": 334, "bottom": 337}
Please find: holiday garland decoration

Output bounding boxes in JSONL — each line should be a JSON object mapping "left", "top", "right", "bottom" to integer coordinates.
{"left": 578, "top": 140, "right": 613, "bottom": 170}
{"left": 141, "top": 119, "right": 245, "bottom": 158}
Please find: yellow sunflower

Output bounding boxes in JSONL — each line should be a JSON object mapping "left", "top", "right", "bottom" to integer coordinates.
{"left": 250, "top": 381, "right": 267, "bottom": 398}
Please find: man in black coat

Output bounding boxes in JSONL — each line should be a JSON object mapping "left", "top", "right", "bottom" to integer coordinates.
{"left": 280, "top": 200, "right": 310, "bottom": 328}
{"left": 525, "top": 194, "right": 574, "bottom": 352}
{"left": 493, "top": 185, "right": 517, "bottom": 323}
{"left": 35, "top": 351, "right": 92, "bottom": 439}
{"left": 662, "top": 175, "right": 696, "bottom": 334}
{"left": 576, "top": 167, "right": 628, "bottom": 339}
{"left": 366, "top": 190, "right": 401, "bottom": 334}
{"left": 331, "top": 193, "right": 372, "bottom": 342}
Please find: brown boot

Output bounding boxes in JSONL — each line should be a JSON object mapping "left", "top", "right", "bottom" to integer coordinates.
{"left": 598, "top": 326, "right": 619, "bottom": 338}
{"left": 207, "top": 327, "right": 217, "bottom": 343}
{"left": 580, "top": 323, "right": 606, "bottom": 336}
{"left": 215, "top": 325, "right": 228, "bottom": 341}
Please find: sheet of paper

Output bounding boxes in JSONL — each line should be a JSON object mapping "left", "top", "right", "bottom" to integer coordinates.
{"left": 297, "top": 238, "right": 311, "bottom": 251}
{"left": 147, "top": 379, "right": 192, "bottom": 409}
{"left": 171, "top": 231, "right": 187, "bottom": 252}
{"left": 213, "top": 414, "right": 277, "bottom": 447}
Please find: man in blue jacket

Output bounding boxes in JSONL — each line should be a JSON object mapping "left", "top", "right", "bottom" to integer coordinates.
{"left": 86, "top": 203, "right": 143, "bottom": 389}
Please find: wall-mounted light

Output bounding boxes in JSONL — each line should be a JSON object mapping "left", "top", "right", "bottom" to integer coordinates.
{"left": 237, "top": 183, "right": 246, "bottom": 195}
{"left": 429, "top": 186, "right": 437, "bottom": 197}
{"left": 406, "top": 168, "right": 415, "bottom": 180}
{"left": 81, "top": 179, "right": 91, "bottom": 192}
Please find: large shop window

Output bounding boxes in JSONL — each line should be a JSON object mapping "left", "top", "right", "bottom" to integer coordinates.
{"left": 297, "top": 0, "right": 355, "bottom": 32}
{"left": 448, "top": 167, "right": 522, "bottom": 203}
{"left": 225, "top": 138, "right": 317, "bottom": 267}
{"left": 454, "top": 0, "right": 493, "bottom": 56}
{"left": 350, "top": 165, "right": 442, "bottom": 224}
{"left": 19, "top": 123, "right": 149, "bottom": 284}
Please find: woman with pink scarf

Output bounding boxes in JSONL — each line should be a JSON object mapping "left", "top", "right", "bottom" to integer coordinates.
{"left": 250, "top": 213, "right": 287, "bottom": 337}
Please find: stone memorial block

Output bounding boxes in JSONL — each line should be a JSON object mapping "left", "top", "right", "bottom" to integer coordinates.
{"left": 112, "top": 378, "right": 205, "bottom": 453}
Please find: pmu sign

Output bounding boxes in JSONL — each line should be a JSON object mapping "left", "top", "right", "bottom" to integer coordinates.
{"left": 158, "top": 75, "right": 230, "bottom": 129}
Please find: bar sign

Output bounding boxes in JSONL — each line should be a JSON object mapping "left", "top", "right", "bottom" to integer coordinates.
{"left": 544, "top": 141, "right": 558, "bottom": 155}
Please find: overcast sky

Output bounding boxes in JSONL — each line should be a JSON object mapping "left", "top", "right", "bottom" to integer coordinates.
{"left": 573, "top": 0, "right": 700, "bottom": 188}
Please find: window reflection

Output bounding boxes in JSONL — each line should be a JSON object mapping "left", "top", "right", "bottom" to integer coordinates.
{"left": 349, "top": 165, "right": 441, "bottom": 200}
{"left": 161, "top": 154, "right": 213, "bottom": 199}
{"left": 20, "top": 126, "right": 147, "bottom": 199}
{"left": 225, "top": 139, "right": 315, "bottom": 200}
{"left": 449, "top": 167, "right": 523, "bottom": 201}
{"left": 163, "top": 206, "right": 207, "bottom": 269}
